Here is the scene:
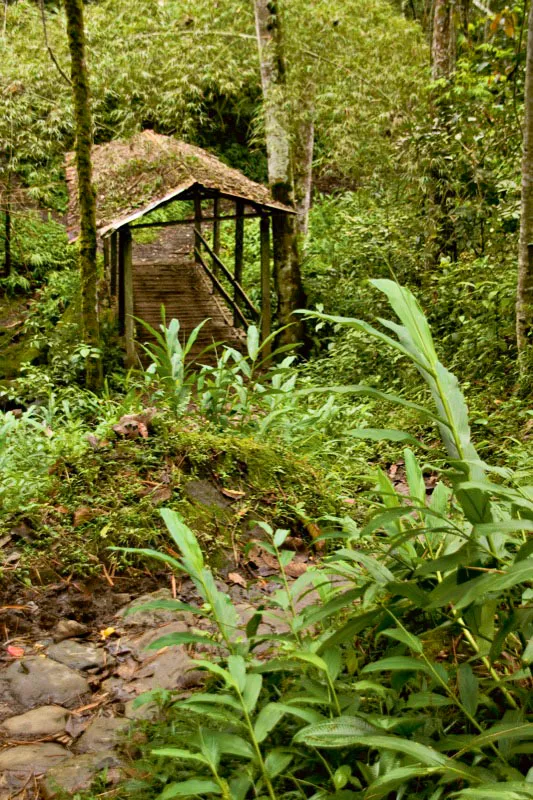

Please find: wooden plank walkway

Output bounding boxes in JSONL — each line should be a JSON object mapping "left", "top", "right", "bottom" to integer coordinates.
{"left": 131, "top": 227, "right": 244, "bottom": 364}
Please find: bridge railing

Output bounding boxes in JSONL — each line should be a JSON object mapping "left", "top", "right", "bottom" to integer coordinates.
{"left": 194, "top": 229, "right": 260, "bottom": 329}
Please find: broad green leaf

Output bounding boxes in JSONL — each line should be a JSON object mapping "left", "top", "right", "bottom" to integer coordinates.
{"left": 405, "top": 692, "right": 453, "bottom": 709}
{"left": 455, "top": 723, "right": 533, "bottom": 756}
{"left": 109, "top": 546, "right": 183, "bottom": 572}
{"left": 361, "top": 656, "right": 432, "bottom": 675}
{"left": 404, "top": 448, "right": 426, "bottom": 506}
{"left": 247, "top": 324, "right": 260, "bottom": 362}
{"left": 457, "top": 663, "right": 479, "bottom": 716}
{"left": 378, "top": 627, "right": 423, "bottom": 654}
{"left": 242, "top": 673, "right": 262, "bottom": 713}
{"left": 193, "top": 659, "right": 234, "bottom": 685}
{"left": 274, "top": 528, "right": 291, "bottom": 547}
{"left": 228, "top": 655, "right": 247, "bottom": 692}
{"left": 349, "top": 428, "right": 423, "bottom": 447}
{"left": 160, "top": 779, "right": 222, "bottom": 798}
{"left": 364, "top": 766, "right": 440, "bottom": 800}
{"left": 124, "top": 600, "right": 206, "bottom": 617}
{"left": 181, "top": 693, "right": 241, "bottom": 711}
{"left": 207, "top": 731, "right": 255, "bottom": 760}
{"left": 452, "top": 783, "right": 533, "bottom": 799}
{"left": 152, "top": 748, "right": 207, "bottom": 764}
{"left": 253, "top": 703, "right": 286, "bottom": 743}
{"left": 146, "top": 632, "right": 219, "bottom": 650}
{"left": 160, "top": 509, "right": 204, "bottom": 574}
{"left": 264, "top": 749, "right": 293, "bottom": 779}
{"left": 331, "top": 549, "right": 395, "bottom": 584}
{"left": 293, "top": 716, "right": 379, "bottom": 747}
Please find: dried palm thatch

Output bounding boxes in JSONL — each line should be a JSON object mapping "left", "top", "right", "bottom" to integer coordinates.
{"left": 66, "top": 130, "right": 292, "bottom": 238}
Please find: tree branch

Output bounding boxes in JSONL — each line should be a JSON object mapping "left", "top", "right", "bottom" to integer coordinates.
{"left": 39, "top": 0, "right": 72, "bottom": 86}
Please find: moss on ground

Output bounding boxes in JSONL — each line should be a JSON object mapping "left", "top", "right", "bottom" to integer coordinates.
{"left": 2, "top": 417, "right": 340, "bottom": 580}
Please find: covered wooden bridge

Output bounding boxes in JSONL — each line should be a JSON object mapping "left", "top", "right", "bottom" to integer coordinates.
{"left": 66, "top": 131, "right": 294, "bottom": 364}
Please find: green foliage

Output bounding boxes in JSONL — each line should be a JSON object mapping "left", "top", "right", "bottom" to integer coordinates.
{"left": 108, "top": 284, "right": 532, "bottom": 800}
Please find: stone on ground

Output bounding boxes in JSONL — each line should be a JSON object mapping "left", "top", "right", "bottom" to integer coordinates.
{"left": 73, "top": 716, "right": 130, "bottom": 754}
{"left": 3, "top": 656, "right": 89, "bottom": 709}
{"left": 47, "top": 640, "right": 108, "bottom": 671}
{"left": 53, "top": 619, "right": 89, "bottom": 642}
{"left": 41, "top": 751, "right": 123, "bottom": 799}
{"left": 0, "top": 705, "right": 69, "bottom": 737}
{"left": 116, "top": 588, "right": 183, "bottom": 628}
{"left": 0, "top": 743, "right": 71, "bottom": 789}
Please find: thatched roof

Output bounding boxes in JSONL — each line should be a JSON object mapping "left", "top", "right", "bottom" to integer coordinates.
{"left": 66, "top": 131, "right": 292, "bottom": 238}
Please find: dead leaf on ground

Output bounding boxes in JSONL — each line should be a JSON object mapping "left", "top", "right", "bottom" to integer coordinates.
{"left": 6, "top": 645, "right": 25, "bottom": 658}
{"left": 228, "top": 572, "right": 247, "bottom": 588}
{"left": 113, "top": 408, "right": 157, "bottom": 439}
{"left": 221, "top": 488, "right": 246, "bottom": 500}
{"left": 73, "top": 507, "right": 96, "bottom": 527}
{"left": 150, "top": 485, "right": 173, "bottom": 505}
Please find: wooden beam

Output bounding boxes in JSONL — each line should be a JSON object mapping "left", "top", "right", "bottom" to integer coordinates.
{"left": 213, "top": 196, "right": 221, "bottom": 268}
{"left": 110, "top": 231, "right": 118, "bottom": 298}
{"left": 194, "top": 191, "right": 202, "bottom": 265}
{"left": 131, "top": 211, "right": 262, "bottom": 229}
{"left": 120, "top": 226, "right": 135, "bottom": 366}
{"left": 260, "top": 214, "right": 272, "bottom": 356}
{"left": 195, "top": 229, "right": 259, "bottom": 320}
{"left": 234, "top": 200, "right": 245, "bottom": 326}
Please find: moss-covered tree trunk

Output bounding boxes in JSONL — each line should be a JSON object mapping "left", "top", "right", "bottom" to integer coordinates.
{"left": 64, "top": 0, "right": 102, "bottom": 389}
{"left": 431, "top": 0, "right": 454, "bottom": 79}
{"left": 3, "top": 202, "right": 11, "bottom": 279}
{"left": 517, "top": 0, "right": 533, "bottom": 390}
{"left": 253, "top": 0, "right": 306, "bottom": 348}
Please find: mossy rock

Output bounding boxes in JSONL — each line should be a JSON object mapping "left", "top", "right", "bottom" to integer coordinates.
{"left": 2, "top": 419, "right": 340, "bottom": 579}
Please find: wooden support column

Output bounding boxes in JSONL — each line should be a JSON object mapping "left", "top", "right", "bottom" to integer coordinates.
{"left": 122, "top": 226, "right": 135, "bottom": 367}
{"left": 234, "top": 200, "right": 245, "bottom": 326}
{"left": 213, "top": 196, "right": 221, "bottom": 268}
{"left": 194, "top": 191, "right": 202, "bottom": 265}
{"left": 110, "top": 231, "right": 118, "bottom": 299}
{"left": 260, "top": 214, "right": 272, "bottom": 357}
{"left": 103, "top": 237, "right": 110, "bottom": 284}
{"left": 118, "top": 229, "right": 126, "bottom": 334}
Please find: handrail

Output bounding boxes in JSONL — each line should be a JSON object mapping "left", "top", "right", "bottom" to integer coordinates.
{"left": 194, "top": 249, "right": 250, "bottom": 329}
{"left": 195, "top": 230, "right": 259, "bottom": 321}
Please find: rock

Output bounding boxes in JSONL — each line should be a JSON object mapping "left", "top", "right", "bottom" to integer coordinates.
{"left": 124, "top": 698, "right": 159, "bottom": 721}
{"left": 41, "top": 751, "right": 122, "bottom": 798}
{"left": 47, "top": 640, "right": 108, "bottom": 671}
{"left": 183, "top": 479, "right": 231, "bottom": 509}
{"left": 53, "top": 619, "right": 89, "bottom": 642}
{"left": 74, "top": 717, "right": 129, "bottom": 754}
{"left": 1, "top": 705, "right": 69, "bottom": 737}
{"left": 3, "top": 656, "right": 89, "bottom": 709}
{"left": 117, "top": 588, "right": 187, "bottom": 628}
{"left": 0, "top": 743, "right": 71, "bottom": 789}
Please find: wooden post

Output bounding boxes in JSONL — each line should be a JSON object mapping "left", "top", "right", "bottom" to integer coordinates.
{"left": 122, "top": 226, "right": 135, "bottom": 367}
{"left": 118, "top": 228, "right": 126, "bottom": 334}
{"left": 213, "top": 196, "right": 221, "bottom": 268}
{"left": 103, "top": 237, "right": 110, "bottom": 284}
{"left": 234, "top": 200, "right": 245, "bottom": 326}
{"left": 110, "top": 231, "right": 118, "bottom": 299}
{"left": 260, "top": 214, "right": 272, "bottom": 357}
{"left": 194, "top": 190, "right": 202, "bottom": 265}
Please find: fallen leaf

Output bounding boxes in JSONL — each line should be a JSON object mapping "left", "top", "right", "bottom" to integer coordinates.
{"left": 150, "top": 485, "right": 173, "bottom": 505}
{"left": 221, "top": 488, "right": 246, "bottom": 500}
{"left": 100, "top": 627, "right": 116, "bottom": 640}
{"left": 228, "top": 572, "right": 247, "bottom": 588}
{"left": 73, "top": 507, "right": 95, "bottom": 527}
{"left": 7, "top": 645, "right": 25, "bottom": 658}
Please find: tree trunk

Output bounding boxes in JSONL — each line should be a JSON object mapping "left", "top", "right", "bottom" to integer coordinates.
{"left": 3, "top": 202, "right": 11, "bottom": 278}
{"left": 432, "top": 0, "right": 454, "bottom": 79}
{"left": 517, "top": 0, "right": 533, "bottom": 388}
{"left": 64, "top": 0, "right": 102, "bottom": 389}
{"left": 253, "top": 0, "right": 306, "bottom": 348}
{"left": 293, "top": 110, "right": 314, "bottom": 237}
